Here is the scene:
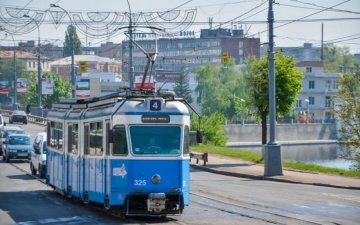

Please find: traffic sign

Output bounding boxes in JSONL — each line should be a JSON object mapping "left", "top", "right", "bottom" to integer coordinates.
{"left": 221, "top": 52, "right": 230, "bottom": 64}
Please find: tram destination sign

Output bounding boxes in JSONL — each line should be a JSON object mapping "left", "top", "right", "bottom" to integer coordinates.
{"left": 142, "top": 115, "right": 170, "bottom": 123}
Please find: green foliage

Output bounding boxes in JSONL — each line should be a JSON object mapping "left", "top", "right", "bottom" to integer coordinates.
{"left": 323, "top": 44, "right": 359, "bottom": 73}
{"left": 173, "top": 68, "right": 193, "bottom": 103}
{"left": 63, "top": 25, "right": 82, "bottom": 57}
{"left": 26, "top": 72, "right": 71, "bottom": 108}
{"left": 334, "top": 73, "right": 360, "bottom": 170}
{"left": 200, "top": 112, "right": 227, "bottom": 146}
{"left": 195, "top": 62, "right": 248, "bottom": 121}
{"left": 0, "top": 58, "right": 27, "bottom": 105}
{"left": 246, "top": 51, "right": 303, "bottom": 118}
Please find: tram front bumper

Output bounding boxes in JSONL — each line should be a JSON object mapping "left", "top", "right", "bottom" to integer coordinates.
{"left": 147, "top": 193, "right": 167, "bottom": 213}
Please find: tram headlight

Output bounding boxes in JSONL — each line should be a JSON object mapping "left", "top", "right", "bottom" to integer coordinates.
{"left": 151, "top": 174, "right": 161, "bottom": 184}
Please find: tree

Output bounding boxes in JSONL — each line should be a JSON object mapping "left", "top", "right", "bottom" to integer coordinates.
{"left": 63, "top": 25, "right": 82, "bottom": 57}
{"left": 174, "top": 68, "right": 193, "bottom": 103}
{"left": 0, "top": 58, "right": 27, "bottom": 105}
{"left": 26, "top": 72, "right": 71, "bottom": 109}
{"left": 246, "top": 51, "right": 303, "bottom": 144}
{"left": 323, "top": 44, "right": 359, "bottom": 73}
{"left": 334, "top": 73, "right": 360, "bottom": 170}
{"left": 191, "top": 112, "right": 227, "bottom": 146}
{"left": 196, "top": 60, "right": 248, "bottom": 121}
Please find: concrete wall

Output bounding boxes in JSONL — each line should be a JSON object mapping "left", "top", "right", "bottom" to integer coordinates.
{"left": 225, "top": 123, "right": 338, "bottom": 143}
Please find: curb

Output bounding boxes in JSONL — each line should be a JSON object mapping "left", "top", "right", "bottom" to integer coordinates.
{"left": 190, "top": 164, "right": 360, "bottom": 190}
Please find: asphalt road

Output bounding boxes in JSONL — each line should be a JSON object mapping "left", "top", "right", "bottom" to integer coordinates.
{"left": 0, "top": 119, "right": 359, "bottom": 224}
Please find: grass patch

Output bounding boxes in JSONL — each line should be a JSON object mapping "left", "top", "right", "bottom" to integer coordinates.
{"left": 190, "top": 144, "right": 360, "bottom": 178}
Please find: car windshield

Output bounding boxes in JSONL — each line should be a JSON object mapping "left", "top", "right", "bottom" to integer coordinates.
{"left": 13, "top": 111, "right": 26, "bottom": 116}
{"left": 9, "top": 136, "right": 32, "bottom": 145}
{"left": 129, "top": 126, "right": 181, "bottom": 155}
{"left": 4, "top": 130, "right": 25, "bottom": 138}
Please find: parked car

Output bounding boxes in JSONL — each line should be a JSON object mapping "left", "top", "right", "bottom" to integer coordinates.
{"left": 0, "top": 114, "right": 4, "bottom": 130}
{"left": 2, "top": 133, "right": 33, "bottom": 162}
{"left": 0, "top": 126, "right": 25, "bottom": 156}
{"left": 30, "top": 132, "right": 47, "bottom": 178}
{"left": 9, "top": 110, "right": 27, "bottom": 124}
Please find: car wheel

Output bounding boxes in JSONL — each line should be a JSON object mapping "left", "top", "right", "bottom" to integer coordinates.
{"left": 30, "top": 163, "right": 37, "bottom": 175}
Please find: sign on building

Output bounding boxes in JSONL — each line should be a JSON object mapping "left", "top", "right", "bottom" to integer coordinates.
{"left": 42, "top": 78, "right": 54, "bottom": 95}
{"left": 79, "top": 61, "right": 88, "bottom": 74}
{"left": 16, "top": 78, "right": 28, "bottom": 93}
{"left": 76, "top": 77, "right": 90, "bottom": 97}
{"left": 0, "top": 81, "right": 10, "bottom": 94}
{"left": 221, "top": 52, "right": 230, "bottom": 64}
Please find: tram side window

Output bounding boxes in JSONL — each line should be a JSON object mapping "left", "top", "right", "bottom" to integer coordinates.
{"left": 71, "top": 123, "right": 78, "bottom": 154}
{"left": 89, "top": 122, "right": 103, "bottom": 156}
{"left": 49, "top": 122, "right": 63, "bottom": 151}
{"left": 113, "top": 125, "right": 128, "bottom": 155}
{"left": 183, "top": 126, "right": 190, "bottom": 155}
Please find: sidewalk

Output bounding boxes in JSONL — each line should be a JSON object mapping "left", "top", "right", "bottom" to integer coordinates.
{"left": 190, "top": 154, "right": 360, "bottom": 190}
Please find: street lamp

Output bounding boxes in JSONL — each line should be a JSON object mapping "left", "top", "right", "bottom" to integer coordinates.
{"left": 50, "top": 3, "right": 76, "bottom": 98}
{"left": 23, "top": 14, "right": 42, "bottom": 116}
{"left": 0, "top": 27, "right": 17, "bottom": 110}
{"left": 305, "top": 98, "right": 310, "bottom": 124}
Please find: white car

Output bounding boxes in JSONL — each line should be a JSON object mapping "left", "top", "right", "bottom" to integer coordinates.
{"left": 30, "top": 132, "right": 47, "bottom": 178}
{"left": 0, "top": 114, "right": 4, "bottom": 130}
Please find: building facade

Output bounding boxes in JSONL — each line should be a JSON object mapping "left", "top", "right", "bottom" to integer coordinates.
{"left": 50, "top": 55, "right": 121, "bottom": 81}
{"left": 261, "top": 43, "right": 321, "bottom": 62}
{"left": 0, "top": 50, "right": 50, "bottom": 72}
{"left": 294, "top": 61, "right": 341, "bottom": 123}
{"left": 121, "top": 28, "right": 260, "bottom": 82}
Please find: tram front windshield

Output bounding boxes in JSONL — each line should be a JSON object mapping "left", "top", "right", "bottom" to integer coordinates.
{"left": 130, "top": 126, "right": 181, "bottom": 155}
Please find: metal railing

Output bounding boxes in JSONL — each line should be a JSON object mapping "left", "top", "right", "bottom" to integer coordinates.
{"left": 0, "top": 109, "right": 47, "bottom": 126}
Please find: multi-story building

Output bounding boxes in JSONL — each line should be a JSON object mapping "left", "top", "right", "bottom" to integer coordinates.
{"left": 50, "top": 55, "right": 121, "bottom": 82}
{"left": 261, "top": 43, "right": 321, "bottom": 62}
{"left": 294, "top": 61, "right": 341, "bottom": 123}
{"left": 122, "top": 28, "right": 260, "bottom": 82}
{"left": 0, "top": 50, "right": 50, "bottom": 72}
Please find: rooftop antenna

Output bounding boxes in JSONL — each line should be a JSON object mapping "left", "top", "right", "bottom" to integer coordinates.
{"left": 209, "top": 17, "right": 213, "bottom": 30}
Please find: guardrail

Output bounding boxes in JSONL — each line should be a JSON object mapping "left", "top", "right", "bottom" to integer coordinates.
{"left": 190, "top": 152, "right": 208, "bottom": 166}
{"left": 0, "top": 109, "right": 47, "bottom": 126}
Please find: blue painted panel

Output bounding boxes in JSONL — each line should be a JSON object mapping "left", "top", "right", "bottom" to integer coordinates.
{"left": 109, "top": 159, "right": 188, "bottom": 206}
{"left": 47, "top": 150, "right": 65, "bottom": 191}
{"left": 84, "top": 158, "right": 105, "bottom": 203}
{"left": 68, "top": 155, "right": 81, "bottom": 197}
{"left": 182, "top": 160, "right": 190, "bottom": 205}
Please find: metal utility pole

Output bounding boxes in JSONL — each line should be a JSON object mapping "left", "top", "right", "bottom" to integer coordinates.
{"left": 321, "top": 23, "right": 324, "bottom": 61}
{"left": 50, "top": 4, "right": 76, "bottom": 98}
{"left": 24, "top": 15, "right": 42, "bottom": 115}
{"left": 127, "top": 0, "right": 134, "bottom": 88}
{"left": 264, "top": 0, "right": 283, "bottom": 177}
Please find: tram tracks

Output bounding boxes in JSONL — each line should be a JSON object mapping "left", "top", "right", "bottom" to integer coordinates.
{"left": 190, "top": 190, "right": 323, "bottom": 225}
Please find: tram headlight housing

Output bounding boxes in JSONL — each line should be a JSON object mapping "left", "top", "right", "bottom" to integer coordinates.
{"left": 151, "top": 174, "right": 161, "bottom": 184}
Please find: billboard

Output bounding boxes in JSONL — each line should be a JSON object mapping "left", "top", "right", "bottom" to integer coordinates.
{"left": 16, "top": 78, "right": 28, "bottom": 93}
{"left": 42, "top": 78, "right": 54, "bottom": 95}
{"left": 76, "top": 77, "right": 90, "bottom": 97}
{"left": 0, "top": 81, "right": 10, "bottom": 94}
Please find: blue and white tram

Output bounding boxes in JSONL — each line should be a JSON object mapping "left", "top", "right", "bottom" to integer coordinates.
{"left": 46, "top": 91, "right": 194, "bottom": 216}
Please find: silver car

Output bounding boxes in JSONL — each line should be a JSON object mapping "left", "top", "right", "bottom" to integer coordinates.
{"left": 0, "top": 126, "right": 25, "bottom": 156}
{"left": 3, "top": 133, "right": 33, "bottom": 162}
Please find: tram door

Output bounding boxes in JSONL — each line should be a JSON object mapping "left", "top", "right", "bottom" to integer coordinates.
{"left": 66, "top": 123, "right": 81, "bottom": 198}
{"left": 83, "top": 121, "right": 106, "bottom": 203}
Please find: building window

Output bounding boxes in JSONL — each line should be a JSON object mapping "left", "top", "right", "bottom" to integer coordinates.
{"left": 296, "top": 100, "right": 302, "bottom": 108}
{"left": 309, "top": 96, "right": 315, "bottom": 105}
{"left": 325, "top": 96, "right": 331, "bottom": 107}
{"left": 333, "top": 80, "right": 339, "bottom": 90}
{"left": 326, "top": 80, "right": 331, "bottom": 91}
{"left": 309, "top": 80, "right": 315, "bottom": 89}
{"left": 306, "top": 67, "right": 312, "bottom": 73}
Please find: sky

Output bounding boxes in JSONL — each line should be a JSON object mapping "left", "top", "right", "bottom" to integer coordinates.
{"left": 0, "top": 0, "right": 359, "bottom": 53}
